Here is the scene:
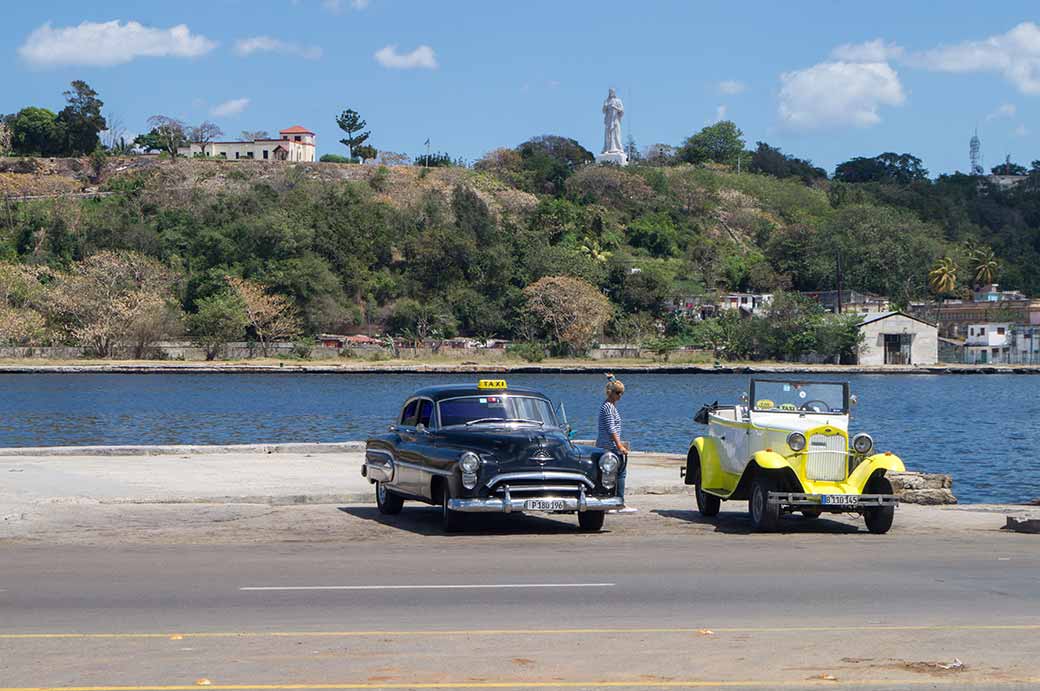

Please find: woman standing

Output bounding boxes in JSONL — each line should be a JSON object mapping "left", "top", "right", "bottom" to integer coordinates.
{"left": 597, "top": 375, "right": 635, "bottom": 512}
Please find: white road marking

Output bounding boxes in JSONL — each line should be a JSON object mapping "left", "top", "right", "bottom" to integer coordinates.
{"left": 240, "top": 583, "right": 615, "bottom": 591}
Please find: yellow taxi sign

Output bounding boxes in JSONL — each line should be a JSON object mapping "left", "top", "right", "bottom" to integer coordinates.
{"left": 477, "top": 379, "right": 508, "bottom": 390}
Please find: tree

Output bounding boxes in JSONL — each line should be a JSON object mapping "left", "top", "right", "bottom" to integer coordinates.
{"left": 56, "top": 80, "right": 106, "bottom": 155}
{"left": 143, "top": 116, "right": 188, "bottom": 159}
{"left": 353, "top": 143, "right": 377, "bottom": 162}
{"left": 516, "top": 135, "right": 594, "bottom": 194}
{"left": 187, "top": 290, "right": 248, "bottom": 360}
{"left": 376, "top": 150, "right": 410, "bottom": 166}
{"left": 991, "top": 160, "right": 1027, "bottom": 176}
{"left": 336, "top": 109, "right": 370, "bottom": 158}
{"left": 522, "top": 276, "right": 612, "bottom": 354}
{"left": 9, "top": 107, "right": 65, "bottom": 156}
{"left": 624, "top": 133, "right": 641, "bottom": 163}
{"left": 968, "top": 246, "right": 998, "bottom": 288}
{"left": 928, "top": 257, "right": 958, "bottom": 296}
{"left": 41, "top": 251, "right": 180, "bottom": 357}
{"left": 225, "top": 276, "right": 302, "bottom": 356}
{"left": 414, "top": 152, "right": 457, "bottom": 167}
{"left": 678, "top": 121, "right": 745, "bottom": 166}
{"left": 0, "top": 118, "right": 10, "bottom": 155}
{"left": 748, "top": 142, "right": 827, "bottom": 183}
{"left": 240, "top": 130, "right": 269, "bottom": 141}
{"left": 188, "top": 121, "right": 224, "bottom": 157}
{"left": 101, "top": 111, "right": 126, "bottom": 151}
{"left": 834, "top": 152, "right": 928, "bottom": 184}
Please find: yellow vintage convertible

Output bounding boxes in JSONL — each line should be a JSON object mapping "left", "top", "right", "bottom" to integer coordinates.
{"left": 683, "top": 378, "right": 904, "bottom": 533}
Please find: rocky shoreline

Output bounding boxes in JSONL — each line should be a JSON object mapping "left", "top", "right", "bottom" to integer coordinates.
{"left": 1, "top": 361, "right": 1039, "bottom": 375}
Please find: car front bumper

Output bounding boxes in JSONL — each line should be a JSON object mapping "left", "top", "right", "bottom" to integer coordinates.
{"left": 769, "top": 492, "right": 899, "bottom": 509}
{"left": 448, "top": 494, "right": 623, "bottom": 513}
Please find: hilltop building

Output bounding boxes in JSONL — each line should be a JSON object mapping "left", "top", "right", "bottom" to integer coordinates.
{"left": 178, "top": 126, "right": 316, "bottom": 162}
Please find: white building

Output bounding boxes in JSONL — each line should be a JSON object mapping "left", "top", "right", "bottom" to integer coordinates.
{"left": 718, "top": 292, "right": 772, "bottom": 316}
{"left": 964, "top": 323, "right": 1040, "bottom": 364}
{"left": 178, "top": 126, "right": 316, "bottom": 162}
{"left": 856, "top": 311, "right": 938, "bottom": 366}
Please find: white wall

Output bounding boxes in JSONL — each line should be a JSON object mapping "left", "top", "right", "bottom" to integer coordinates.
{"left": 858, "top": 314, "right": 938, "bottom": 366}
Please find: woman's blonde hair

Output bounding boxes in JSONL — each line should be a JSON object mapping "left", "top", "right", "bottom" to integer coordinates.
{"left": 605, "top": 373, "right": 625, "bottom": 396}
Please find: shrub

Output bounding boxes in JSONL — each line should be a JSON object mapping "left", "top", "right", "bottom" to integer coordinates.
{"left": 507, "top": 341, "right": 546, "bottom": 362}
{"left": 319, "top": 154, "right": 352, "bottom": 164}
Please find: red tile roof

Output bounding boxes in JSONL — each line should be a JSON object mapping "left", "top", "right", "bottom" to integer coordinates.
{"left": 279, "top": 125, "right": 314, "bottom": 135}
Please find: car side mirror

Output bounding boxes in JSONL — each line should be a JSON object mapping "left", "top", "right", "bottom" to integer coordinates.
{"left": 740, "top": 393, "right": 749, "bottom": 405}
{"left": 566, "top": 423, "right": 574, "bottom": 440}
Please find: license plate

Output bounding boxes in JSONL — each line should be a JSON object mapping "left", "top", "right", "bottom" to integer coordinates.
{"left": 821, "top": 495, "right": 859, "bottom": 506}
{"left": 524, "top": 499, "right": 568, "bottom": 512}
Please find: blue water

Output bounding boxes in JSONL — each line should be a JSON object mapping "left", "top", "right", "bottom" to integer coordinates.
{"left": 1, "top": 373, "right": 1037, "bottom": 504}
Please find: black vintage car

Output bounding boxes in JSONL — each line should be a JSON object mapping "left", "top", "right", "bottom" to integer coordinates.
{"left": 363, "top": 380, "right": 623, "bottom": 531}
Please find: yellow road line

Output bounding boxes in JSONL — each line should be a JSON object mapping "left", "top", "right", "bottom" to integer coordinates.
{"left": 3, "top": 623, "right": 1040, "bottom": 640}
{"left": 3, "top": 680, "right": 1040, "bottom": 691}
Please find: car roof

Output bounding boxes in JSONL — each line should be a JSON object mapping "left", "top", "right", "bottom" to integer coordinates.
{"left": 408, "top": 384, "right": 548, "bottom": 402}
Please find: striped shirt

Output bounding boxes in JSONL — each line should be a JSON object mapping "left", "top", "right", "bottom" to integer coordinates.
{"left": 596, "top": 400, "right": 622, "bottom": 452}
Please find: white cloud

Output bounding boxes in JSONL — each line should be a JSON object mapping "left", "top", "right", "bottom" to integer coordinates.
{"left": 714, "top": 105, "right": 728, "bottom": 122}
{"left": 1015, "top": 124, "right": 1030, "bottom": 137}
{"left": 778, "top": 61, "right": 905, "bottom": 130}
{"left": 912, "top": 22, "right": 1040, "bottom": 94}
{"left": 986, "top": 103, "right": 1017, "bottom": 120}
{"left": 234, "top": 36, "right": 322, "bottom": 60}
{"left": 322, "top": 0, "right": 369, "bottom": 12}
{"left": 211, "top": 98, "right": 250, "bottom": 118}
{"left": 718, "top": 80, "right": 746, "bottom": 95}
{"left": 374, "top": 44, "right": 438, "bottom": 70}
{"left": 18, "top": 20, "right": 216, "bottom": 68}
{"left": 831, "top": 39, "right": 905, "bottom": 63}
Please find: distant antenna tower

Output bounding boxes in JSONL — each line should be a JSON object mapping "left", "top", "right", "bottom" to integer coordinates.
{"left": 969, "top": 127, "right": 983, "bottom": 176}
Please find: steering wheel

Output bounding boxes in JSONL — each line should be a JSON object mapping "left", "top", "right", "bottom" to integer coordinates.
{"left": 799, "top": 399, "right": 830, "bottom": 413}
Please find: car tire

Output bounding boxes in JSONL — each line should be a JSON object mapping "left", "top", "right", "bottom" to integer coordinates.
{"left": 577, "top": 510, "right": 606, "bottom": 532}
{"left": 863, "top": 475, "right": 895, "bottom": 535}
{"left": 749, "top": 474, "right": 781, "bottom": 532}
{"left": 694, "top": 464, "right": 721, "bottom": 518}
{"left": 375, "top": 482, "right": 404, "bottom": 515}
{"left": 801, "top": 508, "right": 822, "bottom": 519}
{"left": 441, "top": 485, "right": 465, "bottom": 532}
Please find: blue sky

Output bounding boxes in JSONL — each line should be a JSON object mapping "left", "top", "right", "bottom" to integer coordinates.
{"left": 4, "top": 1, "right": 1040, "bottom": 175}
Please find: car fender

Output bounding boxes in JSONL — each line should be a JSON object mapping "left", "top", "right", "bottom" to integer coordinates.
{"left": 848, "top": 452, "right": 906, "bottom": 492}
{"left": 687, "top": 436, "right": 725, "bottom": 488}
{"left": 732, "top": 450, "right": 805, "bottom": 498}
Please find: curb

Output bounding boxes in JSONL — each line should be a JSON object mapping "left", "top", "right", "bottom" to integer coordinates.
{"left": 0, "top": 441, "right": 365, "bottom": 457}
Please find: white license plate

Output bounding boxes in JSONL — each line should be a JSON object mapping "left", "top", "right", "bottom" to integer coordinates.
{"left": 821, "top": 495, "right": 859, "bottom": 506}
{"left": 524, "top": 499, "right": 568, "bottom": 512}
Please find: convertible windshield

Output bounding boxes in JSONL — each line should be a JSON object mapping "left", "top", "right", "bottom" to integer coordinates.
{"left": 750, "top": 380, "right": 848, "bottom": 414}
{"left": 438, "top": 395, "right": 558, "bottom": 428}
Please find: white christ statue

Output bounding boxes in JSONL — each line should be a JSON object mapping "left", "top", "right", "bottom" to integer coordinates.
{"left": 602, "top": 88, "right": 624, "bottom": 154}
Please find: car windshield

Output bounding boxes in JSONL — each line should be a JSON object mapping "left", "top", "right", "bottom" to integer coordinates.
{"left": 750, "top": 380, "right": 848, "bottom": 414}
{"left": 438, "top": 395, "right": 558, "bottom": 428}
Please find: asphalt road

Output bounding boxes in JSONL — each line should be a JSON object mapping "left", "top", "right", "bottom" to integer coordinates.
{"left": 1, "top": 503, "right": 1039, "bottom": 691}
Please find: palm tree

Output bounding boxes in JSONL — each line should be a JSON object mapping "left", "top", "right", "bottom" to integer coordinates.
{"left": 928, "top": 257, "right": 958, "bottom": 334}
{"left": 928, "top": 257, "right": 958, "bottom": 296}
{"left": 970, "top": 247, "right": 999, "bottom": 289}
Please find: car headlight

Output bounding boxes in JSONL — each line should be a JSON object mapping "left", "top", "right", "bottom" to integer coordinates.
{"left": 852, "top": 433, "right": 874, "bottom": 455}
{"left": 786, "top": 432, "right": 806, "bottom": 452}
{"left": 459, "top": 452, "right": 481, "bottom": 474}
{"left": 599, "top": 452, "right": 620, "bottom": 489}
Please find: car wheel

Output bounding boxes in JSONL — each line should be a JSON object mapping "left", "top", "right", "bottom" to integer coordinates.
{"left": 749, "top": 475, "right": 780, "bottom": 532}
{"left": 863, "top": 475, "right": 895, "bottom": 535}
{"left": 375, "top": 482, "right": 404, "bottom": 515}
{"left": 441, "top": 485, "right": 465, "bottom": 532}
{"left": 801, "top": 508, "right": 822, "bottom": 519}
{"left": 577, "top": 510, "right": 606, "bottom": 532}
{"left": 693, "top": 465, "right": 721, "bottom": 517}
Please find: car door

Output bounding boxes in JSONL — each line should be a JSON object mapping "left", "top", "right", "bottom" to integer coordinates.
{"left": 393, "top": 399, "right": 422, "bottom": 493}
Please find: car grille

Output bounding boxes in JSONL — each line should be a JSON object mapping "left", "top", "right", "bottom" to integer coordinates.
{"left": 486, "top": 471, "right": 592, "bottom": 497}
{"left": 805, "top": 432, "right": 847, "bottom": 481}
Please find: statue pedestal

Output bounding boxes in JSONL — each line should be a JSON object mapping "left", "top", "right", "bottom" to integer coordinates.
{"left": 595, "top": 151, "right": 628, "bottom": 166}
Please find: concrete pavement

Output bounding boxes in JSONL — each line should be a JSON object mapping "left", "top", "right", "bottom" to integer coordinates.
{"left": 1, "top": 527, "right": 1039, "bottom": 689}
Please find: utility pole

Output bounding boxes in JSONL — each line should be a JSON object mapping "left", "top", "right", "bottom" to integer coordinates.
{"left": 424, "top": 138, "right": 430, "bottom": 167}
{"left": 836, "top": 252, "right": 844, "bottom": 314}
